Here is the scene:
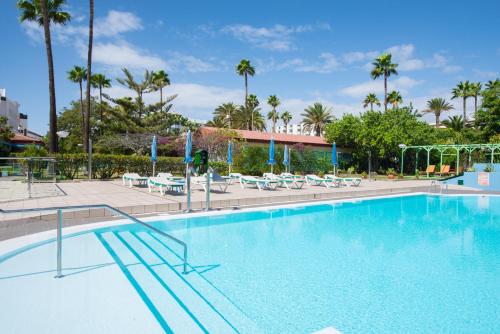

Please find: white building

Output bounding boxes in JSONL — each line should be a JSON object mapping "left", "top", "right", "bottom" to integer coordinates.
{"left": 276, "top": 123, "right": 315, "bottom": 136}
{"left": 0, "top": 89, "right": 28, "bottom": 134}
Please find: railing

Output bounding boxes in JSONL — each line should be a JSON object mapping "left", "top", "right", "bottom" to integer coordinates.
{"left": 0, "top": 204, "right": 189, "bottom": 276}
{"left": 429, "top": 180, "right": 448, "bottom": 194}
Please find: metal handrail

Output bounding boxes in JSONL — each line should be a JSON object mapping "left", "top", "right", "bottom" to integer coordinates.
{"left": 0, "top": 204, "right": 188, "bottom": 276}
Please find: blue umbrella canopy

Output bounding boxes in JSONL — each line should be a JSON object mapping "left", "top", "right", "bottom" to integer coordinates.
{"left": 227, "top": 141, "right": 233, "bottom": 164}
{"left": 151, "top": 135, "right": 157, "bottom": 162}
{"left": 331, "top": 142, "right": 338, "bottom": 166}
{"left": 184, "top": 130, "right": 192, "bottom": 163}
{"left": 268, "top": 138, "right": 275, "bottom": 165}
{"left": 283, "top": 144, "right": 289, "bottom": 165}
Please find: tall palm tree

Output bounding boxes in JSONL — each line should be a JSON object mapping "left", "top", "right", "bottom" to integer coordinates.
{"left": 370, "top": 53, "right": 398, "bottom": 112}
{"left": 17, "top": 0, "right": 71, "bottom": 153}
{"left": 117, "top": 68, "right": 153, "bottom": 118}
{"left": 424, "top": 98, "right": 454, "bottom": 127}
{"left": 469, "top": 82, "right": 482, "bottom": 114}
{"left": 301, "top": 103, "right": 334, "bottom": 136}
{"left": 67, "top": 66, "right": 87, "bottom": 134}
{"left": 363, "top": 93, "right": 381, "bottom": 111}
{"left": 214, "top": 102, "right": 238, "bottom": 128}
{"left": 451, "top": 80, "right": 472, "bottom": 128}
{"left": 442, "top": 115, "right": 464, "bottom": 132}
{"left": 485, "top": 79, "right": 500, "bottom": 90}
{"left": 90, "top": 73, "right": 111, "bottom": 123}
{"left": 281, "top": 111, "right": 292, "bottom": 133}
{"left": 267, "top": 95, "right": 280, "bottom": 133}
{"left": 152, "top": 70, "right": 170, "bottom": 110}
{"left": 247, "top": 94, "right": 259, "bottom": 130}
{"left": 236, "top": 59, "right": 255, "bottom": 126}
{"left": 83, "top": 0, "right": 94, "bottom": 153}
{"left": 387, "top": 90, "right": 402, "bottom": 109}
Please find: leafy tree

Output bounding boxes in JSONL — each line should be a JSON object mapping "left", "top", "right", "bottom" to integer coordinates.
{"left": 67, "top": 66, "right": 87, "bottom": 135}
{"left": 302, "top": 103, "right": 334, "bottom": 136}
{"left": 116, "top": 68, "right": 154, "bottom": 118}
{"left": 0, "top": 117, "right": 14, "bottom": 156}
{"left": 424, "top": 98, "right": 454, "bottom": 127}
{"left": 281, "top": 111, "right": 292, "bottom": 133}
{"left": 475, "top": 79, "right": 500, "bottom": 140}
{"left": 236, "top": 59, "right": 255, "bottom": 126}
{"left": 442, "top": 115, "right": 464, "bottom": 132}
{"left": 152, "top": 70, "right": 171, "bottom": 110}
{"left": 267, "top": 95, "right": 280, "bottom": 133}
{"left": 91, "top": 73, "right": 111, "bottom": 123}
{"left": 387, "top": 91, "right": 402, "bottom": 109}
{"left": 452, "top": 80, "right": 472, "bottom": 127}
{"left": 371, "top": 53, "right": 398, "bottom": 111}
{"left": 17, "top": 0, "right": 71, "bottom": 152}
{"left": 363, "top": 93, "right": 381, "bottom": 111}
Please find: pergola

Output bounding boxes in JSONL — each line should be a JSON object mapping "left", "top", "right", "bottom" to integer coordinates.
{"left": 398, "top": 143, "right": 500, "bottom": 176}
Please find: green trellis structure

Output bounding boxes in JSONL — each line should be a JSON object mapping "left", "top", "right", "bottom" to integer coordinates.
{"left": 399, "top": 143, "right": 500, "bottom": 176}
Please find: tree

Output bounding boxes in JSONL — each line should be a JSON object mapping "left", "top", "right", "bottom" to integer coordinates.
{"left": 17, "top": 0, "right": 71, "bottom": 153}
{"left": 301, "top": 103, "right": 334, "bottom": 136}
{"left": 83, "top": 0, "right": 94, "bottom": 153}
{"left": 91, "top": 73, "right": 111, "bottom": 123}
{"left": 247, "top": 94, "right": 259, "bottom": 130}
{"left": 442, "top": 115, "right": 464, "bottom": 132}
{"left": 370, "top": 53, "right": 398, "bottom": 112}
{"left": 424, "top": 98, "right": 454, "bottom": 127}
{"left": 116, "top": 68, "right": 154, "bottom": 118}
{"left": 235, "top": 104, "right": 265, "bottom": 131}
{"left": 213, "top": 102, "right": 238, "bottom": 128}
{"left": 469, "top": 82, "right": 482, "bottom": 114}
{"left": 387, "top": 91, "right": 403, "bottom": 110}
{"left": 267, "top": 95, "right": 280, "bottom": 133}
{"left": 451, "top": 80, "right": 472, "bottom": 128}
{"left": 67, "top": 66, "right": 87, "bottom": 135}
{"left": 0, "top": 116, "right": 15, "bottom": 156}
{"left": 236, "top": 59, "right": 255, "bottom": 127}
{"left": 152, "top": 70, "right": 170, "bottom": 111}
{"left": 363, "top": 93, "right": 381, "bottom": 111}
{"left": 281, "top": 111, "right": 292, "bottom": 133}
{"left": 475, "top": 79, "right": 500, "bottom": 140}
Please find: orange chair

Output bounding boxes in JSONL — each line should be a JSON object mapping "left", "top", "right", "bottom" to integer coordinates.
{"left": 420, "top": 165, "right": 436, "bottom": 176}
{"left": 436, "top": 165, "right": 450, "bottom": 176}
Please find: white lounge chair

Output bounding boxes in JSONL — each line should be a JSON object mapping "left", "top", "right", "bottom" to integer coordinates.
{"left": 263, "top": 173, "right": 305, "bottom": 189}
{"left": 191, "top": 175, "right": 229, "bottom": 193}
{"left": 157, "top": 172, "right": 185, "bottom": 182}
{"left": 228, "top": 173, "right": 242, "bottom": 184}
{"left": 325, "top": 174, "right": 361, "bottom": 187}
{"left": 305, "top": 174, "right": 340, "bottom": 188}
{"left": 122, "top": 173, "right": 148, "bottom": 188}
{"left": 148, "top": 177, "right": 184, "bottom": 195}
{"left": 240, "top": 175, "right": 279, "bottom": 191}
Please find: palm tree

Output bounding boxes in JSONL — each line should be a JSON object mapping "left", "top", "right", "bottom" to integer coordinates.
{"left": 152, "top": 70, "right": 170, "bottom": 110}
{"left": 117, "top": 68, "right": 154, "bottom": 118}
{"left": 442, "top": 115, "right": 464, "bottom": 132}
{"left": 485, "top": 79, "right": 500, "bottom": 90}
{"left": 214, "top": 102, "right": 238, "bottom": 128}
{"left": 236, "top": 59, "right": 255, "bottom": 126}
{"left": 267, "top": 95, "right": 280, "bottom": 133}
{"left": 424, "top": 98, "right": 454, "bottom": 127}
{"left": 17, "top": 0, "right": 71, "bottom": 153}
{"left": 469, "top": 82, "right": 482, "bottom": 114}
{"left": 387, "top": 91, "right": 403, "bottom": 109}
{"left": 281, "top": 111, "right": 292, "bottom": 133}
{"left": 247, "top": 94, "right": 259, "bottom": 130}
{"left": 363, "top": 93, "right": 381, "bottom": 111}
{"left": 451, "top": 80, "right": 472, "bottom": 128}
{"left": 83, "top": 0, "right": 94, "bottom": 152}
{"left": 67, "top": 66, "right": 87, "bottom": 134}
{"left": 370, "top": 53, "right": 398, "bottom": 112}
{"left": 301, "top": 103, "right": 334, "bottom": 136}
{"left": 90, "top": 73, "right": 111, "bottom": 123}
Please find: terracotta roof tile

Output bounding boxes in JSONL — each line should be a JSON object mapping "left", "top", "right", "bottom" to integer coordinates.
{"left": 11, "top": 133, "right": 44, "bottom": 143}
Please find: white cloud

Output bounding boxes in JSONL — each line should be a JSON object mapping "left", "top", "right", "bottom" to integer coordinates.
{"left": 295, "top": 53, "right": 341, "bottom": 73}
{"left": 166, "top": 52, "right": 220, "bottom": 73}
{"left": 339, "top": 76, "right": 423, "bottom": 98}
{"left": 472, "top": 69, "right": 499, "bottom": 79}
{"left": 91, "top": 41, "right": 167, "bottom": 71}
{"left": 387, "top": 44, "right": 425, "bottom": 71}
{"left": 341, "top": 51, "right": 378, "bottom": 64}
{"left": 280, "top": 97, "right": 361, "bottom": 121}
{"left": 256, "top": 53, "right": 341, "bottom": 74}
{"left": 94, "top": 10, "right": 143, "bottom": 37}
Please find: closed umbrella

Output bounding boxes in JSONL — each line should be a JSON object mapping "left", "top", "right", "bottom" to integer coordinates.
{"left": 227, "top": 141, "right": 233, "bottom": 174}
{"left": 283, "top": 144, "right": 289, "bottom": 173}
{"left": 268, "top": 137, "right": 276, "bottom": 174}
{"left": 331, "top": 142, "right": 338, "bottom": 175}
{"left": 184, "top": 130, "right": 192, "bottom": 212}
{"left": 151, "top": 135, "right": 157, "bottom": 176}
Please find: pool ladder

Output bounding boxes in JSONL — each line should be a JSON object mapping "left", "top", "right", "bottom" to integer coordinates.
{"left": 0, "top": 204, "right": 189, "bottom": 277}
{"left": 429, "top": 180, "right": 448, "bottom": 194}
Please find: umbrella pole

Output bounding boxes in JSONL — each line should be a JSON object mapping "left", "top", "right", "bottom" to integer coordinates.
{"left": 229, "top": 164, "right": 231, "bottom": 175}
{"left": 185, "top": 163, "right": 191, "bottom": 212}
{"left": 152, "top": 161, "right": 156, "bottom": 177}
{"left": 271, "top": 164, "right": 273, "bottom": 174}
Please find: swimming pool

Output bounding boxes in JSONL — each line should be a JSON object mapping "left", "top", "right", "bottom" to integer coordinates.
{"left": 1, "top": 194, "right": 499, "bottom": 333}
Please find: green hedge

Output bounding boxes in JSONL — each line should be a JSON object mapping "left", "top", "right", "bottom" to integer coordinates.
{"left": 55, "top": 154, "right": 229, "bottom": 179}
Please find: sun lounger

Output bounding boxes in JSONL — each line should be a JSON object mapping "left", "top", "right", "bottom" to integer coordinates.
{"left": 325, "top": 174, "right": 361, "bottom": 187}
{"left": 191, "top": 175, "right": 229, "bottom": 193}
{"left": 305, "top": 174, "right": 339, "bottom": 188}
{"left": 228, "top": 173, "right": 242, "bottom": 184}
{"left": 157, "top": 172, "right": 185, "bottom": 182}
{"left": 436, "top": 165, "right": 451, "bottom": 177}
{"left": 263, "top": 173, "right": 306, "bottom": 189}
{"left": 122, "top": 173, "right": 148, "bottom": 188}
{"left": 419, "top": 165, "right": 436, "bottom": 176}
{"left": 280, "top": 172, "right": 302, "bottom": 179}
{"left": 147, "top": 177, "right": 184, "bottom": 195}
{"left": 240, "top": 175, "right": 279, "bottom": 191}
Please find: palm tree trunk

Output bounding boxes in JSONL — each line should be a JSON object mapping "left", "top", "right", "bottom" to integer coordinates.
{"left": 84, "top": 0, "right": 94, "bottom": 153}
{"left": 463, "top": 97, "right": 467, "bottom": 127}
{"left": 435, "top": 114, "right": 440, "bottom": 128}
{"left": 39, "top": 0, "right": 57, "bottom": 153}
{"left": 160, "top": 87, "right": 163, "bottom": 111}
{"left": 99, "top": 86, "right": 103, "bottom": 123}
{"left": 370, "top": 102, "right": 373, "bottom": 112}
{"left": 384, "top": 72, "right": 388, "bottom": 112}
{"left": 79, "top": 82, "right": 84, "bottom": 134}
{"left": 474, "top": 96, "right": 477, "bottom": 114}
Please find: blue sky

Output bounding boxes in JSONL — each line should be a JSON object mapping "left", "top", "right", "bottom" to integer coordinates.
{"left": 1, "top": 0, "right": 499, "bottom": 134}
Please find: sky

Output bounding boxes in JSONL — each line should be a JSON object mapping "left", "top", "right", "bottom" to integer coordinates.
{"left": 1, "top": 0, "right": 499, "bottom": 134}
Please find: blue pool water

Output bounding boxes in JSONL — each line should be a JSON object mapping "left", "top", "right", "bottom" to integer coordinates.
{"left": 2, "top": 194, "right": 500, "bottom": 333}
